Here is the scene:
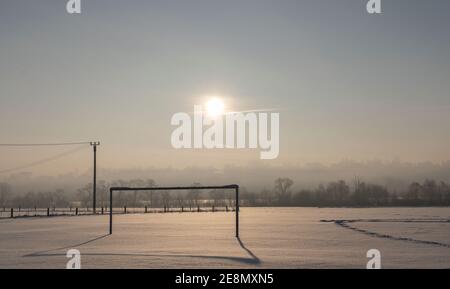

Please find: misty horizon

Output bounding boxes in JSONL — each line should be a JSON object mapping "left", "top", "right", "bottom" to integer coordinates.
{"left": 2, "top": 159, "right": 450, "bottom": 194}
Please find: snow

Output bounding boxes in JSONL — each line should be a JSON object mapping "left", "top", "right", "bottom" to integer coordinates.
{"left": 0, "top": 207, "right": 449, "bottom": 268}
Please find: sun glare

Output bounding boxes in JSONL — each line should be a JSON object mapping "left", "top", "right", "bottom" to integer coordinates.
{"left": 206, "top": 97, "right": 225, "bottom": 117}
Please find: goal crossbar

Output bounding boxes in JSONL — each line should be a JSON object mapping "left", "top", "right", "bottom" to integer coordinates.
{"left": 109, "top": 184, "right": 240, "bottom": 237}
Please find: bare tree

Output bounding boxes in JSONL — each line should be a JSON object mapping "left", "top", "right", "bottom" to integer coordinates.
{"left": 161, "top": 190, "right": 171, "bottom": 207}
{"left": 130, "top": 179, "right": 145, "bottom": 207}
{"left": 97, "top": 180, "right": 108, "bottom": 209}
{"left": 175, "top": 192, "right": 185, "bottom": 208}
{"left": 326, "top": 180, "right": 350, "bottom": 205}
{"left": 0, "top": 182, "right": 12, "bottom": 208}
{"left": 274, "top": 178, "right": 293, "bottom": 205}
{"left": 145, "top": 179, "right": 157, "bottom": 207}
{"left": 187, "top": 182, "right": 202, "bottom": 207}
{"left": 209, "top": 189, "right": 225, "bottom": 206}
{"left": 76, "top": 183, "right": 92, "bottom": 208}
{"left": 260, "top": 188, "right": 273, "bottom": 206}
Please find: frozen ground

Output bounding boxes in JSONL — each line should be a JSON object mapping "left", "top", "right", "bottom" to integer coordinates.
{"left": 0, "top": 207, "right": 449, "bottom": 268}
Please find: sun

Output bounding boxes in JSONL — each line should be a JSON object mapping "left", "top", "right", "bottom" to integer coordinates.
{"left": 206, "top": 97, "right": 225, "bottom": 117}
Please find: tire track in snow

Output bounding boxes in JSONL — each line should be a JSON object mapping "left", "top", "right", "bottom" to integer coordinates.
{"left": 321, "top": 219, "right": 450, "bottom": 248}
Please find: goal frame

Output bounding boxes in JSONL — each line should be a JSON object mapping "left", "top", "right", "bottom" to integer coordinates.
{"left": 109, "top": 184, "right": 240, "bottom": 237}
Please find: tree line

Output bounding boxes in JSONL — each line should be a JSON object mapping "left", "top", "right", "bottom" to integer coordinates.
{"left": 241, "top": 177, "right": 450, "bottom": 207}
{"left": 1, "top": 177, "right": 450, "bottom": 209}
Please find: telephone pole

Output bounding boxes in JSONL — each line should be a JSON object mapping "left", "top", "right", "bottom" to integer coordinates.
{"left": 90, "top": 142, "right": 100, "bottom": 214}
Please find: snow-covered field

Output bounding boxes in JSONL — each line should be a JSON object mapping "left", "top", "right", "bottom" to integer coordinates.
{"left": 0, "top": 207, "right": 448, "bottom": 268}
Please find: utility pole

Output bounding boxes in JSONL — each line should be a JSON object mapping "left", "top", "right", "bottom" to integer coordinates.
{"left": 90, "top": 142, "right": 100, "bottom": 214}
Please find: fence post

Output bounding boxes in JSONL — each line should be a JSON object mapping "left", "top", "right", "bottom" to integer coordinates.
{"left": 109, "top": 189, "right": 113, "bottom": 235}
{"left": 236, "top": 186, "right": 239, "bottom": 238}
{"left": 10, "top": 208, "right": 13, "bottom": 218}
{"left": 181, "top": 206, "right": 184, "bottom": 213}
{"left": 101, "top": 207, "right": 104, "bottom": 215}
{"left": 212, "top": 205, "right": 215, "bottom": 212}
{"left": 47, "top": 208, "right": 50, "bottom": 217}
{"left": 145, "top": 206, "right": 148, "bottom": 213}
{"left": 124, "top": 206, "right": 127, "bottom": 214}
{"left": 226, "top": 205, "right": 228, "bottom": 212}
{"left": 76, "top": 207, "right": 78, "bottom": 216}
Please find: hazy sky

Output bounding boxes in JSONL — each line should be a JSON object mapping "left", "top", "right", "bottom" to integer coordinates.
{"left": 1, "top": 0, "right": 450, "bottom": 175}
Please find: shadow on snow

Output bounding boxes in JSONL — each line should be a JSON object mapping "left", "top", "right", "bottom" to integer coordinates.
{"left": 23, "top": 235, "right": 261, "bottom": 265}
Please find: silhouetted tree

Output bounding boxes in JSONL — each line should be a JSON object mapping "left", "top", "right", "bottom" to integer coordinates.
{"left": 209, "top": 189, "right": 225, "bottom": 206}
{"left": 161, "top": 190, "right": 171, "bottom": 207}
{"left": 97, "top": 180, "right": 108, "bottom": 208}
{"left": 259, "top": 188, "right": 273, "bottom": 206}
{"left": 326, "top": 180, "right": 350, "bottom": 205}
{"left": 274, "top": 178, "right": 293, "bottom": 205}
{"left": 422, "top": 179, "right": 440, "bottom": 205}
{"left": 77, "top": 183, "right": 92, "bottom": 207}
{"left": 404, "top": 182, "right": 421, "bottom": 205}
{"left": 144, "top": 179, "right": 157, "bottom": 207}
{"left": 0, "top": 182, "right": 11, "bottom": 208}
{"left": 439, "top": 181, "right": 450, "bottom": 206}
{"left": 293, "top": 190, "right": 314, "bottom": 206}
{"left": 187, "top": 182, "right": 202, "bottom": 207}
{"left": 130, "top": 179, "right": 146, "bottom": 207}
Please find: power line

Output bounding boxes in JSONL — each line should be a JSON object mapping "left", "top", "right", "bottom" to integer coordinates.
{"left": 0, "top": 142, "right": 92, "bottom": 147}
{"left": 0, "top": 145, "right": 89, "bottom": 174}
{"left": 0, "top": 140, "right": 100, "bottom": 213}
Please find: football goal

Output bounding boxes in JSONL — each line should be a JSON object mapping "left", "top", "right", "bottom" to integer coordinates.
{"left": 109, "top": 184, "right": 240, "bottom": 237}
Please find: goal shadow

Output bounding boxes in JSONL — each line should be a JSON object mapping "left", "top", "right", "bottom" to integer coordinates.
{"left": 23, "top": 235, "right": 261, "bottom": 265}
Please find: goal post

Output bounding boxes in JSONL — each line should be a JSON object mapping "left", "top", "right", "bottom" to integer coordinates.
{"left": 108, "top": 184, "right": 240, "bottom": 237}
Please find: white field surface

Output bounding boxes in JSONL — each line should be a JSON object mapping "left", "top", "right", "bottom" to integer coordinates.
{"left": 0, "top": 207, "right": 449, "bottom": 269}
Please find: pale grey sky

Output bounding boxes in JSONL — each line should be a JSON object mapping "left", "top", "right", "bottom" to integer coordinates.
{"left": 1, "top": 0, "right": 450, "bottom": 175}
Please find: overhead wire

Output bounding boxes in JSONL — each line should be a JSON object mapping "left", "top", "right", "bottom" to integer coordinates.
{"left": 0, "top": 142, "right": 92, "bottom": 147}
{"left": 0, "top": 145, "right": 89, "bottom": 174}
